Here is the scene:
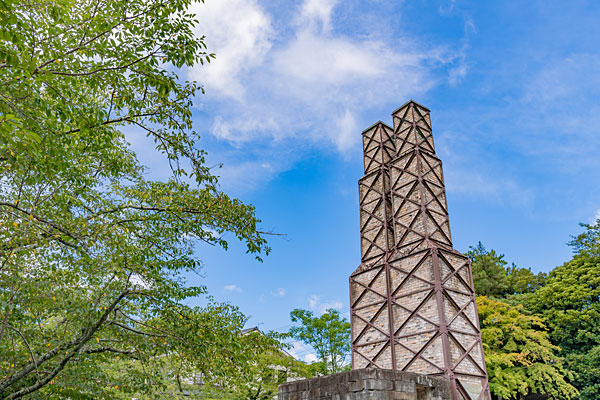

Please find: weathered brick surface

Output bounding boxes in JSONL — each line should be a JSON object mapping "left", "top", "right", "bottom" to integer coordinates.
{"left": 350, "top": 101, "right": 490, "bottom": 400}
{"left": 278, "top": 369, "right": 451, "bottom": 400}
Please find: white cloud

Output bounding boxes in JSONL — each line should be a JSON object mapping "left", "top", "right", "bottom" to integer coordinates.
{"left": 270, "top": 288, "right": 286, "bottom": 297}
{"left": 438, "top": 0, "right": 456, "bottom": 15}
{"left": 448, "top": 61, "right": 467, "bottom": 86}
{"left": 224, "top": 284, "right": 242, "bottom": 293}
{"left": 297, "top": 0, "right": 339, "bottom": 33}
{"left": 213, "top": 160, "right": 279, "bottom": 194}
{"left": 264, "top": 26, "right": 433, "bottom": 152}
{"left": 129, "top": 273, "right": 150, "bottom": 289}
{"left": 308, "top": 295, "right": 343, "bottom": 315}
{"left": 273, "top": 31, "right": 389, "bottom": 86}
{"left": 186, "top": 0, "right": 463, "bottom": 191}
{"left": 205, "top": 10, "right": 438, "bottom": 152}
{"left": 305, "top": 353, "right": 318, "bottom": 363}
{"left": 497, "top": 54, "right": 600, "bottom": 172}
{"left": 522, "top": 55, "right": 600, "bottom": 105}
{"left": 188, "top": 0, "right": 273, "bottom": 99}
{"left": 211, "top": 115, "right": 279, "bottom": 146}
{"left": 594, "top": 209, "right": 600, "bottom": 223}
{"left": 308, "top": 295, "right": 319, "bottom": 310}
{"left": 444, "top": 166, "right": 534, "bottom": 208}
{"left": 448, "top": 17, "right": 475, "bottom": 86}
{"left": 287, "top": 341, "right": 318, "bottom": 363}
{"left": 334, "top": 109, "right": 358, "bottom": 152}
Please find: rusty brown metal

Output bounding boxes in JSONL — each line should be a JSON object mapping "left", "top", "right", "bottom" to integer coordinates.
{"left": 350, "top": 101, "right": 491, "bottom": 400}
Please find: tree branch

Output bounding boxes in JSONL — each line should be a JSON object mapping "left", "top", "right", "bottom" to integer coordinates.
{"left": 80, "top": 346, "right": 140, "bottom": 359}
{"left": 0, "top": 289, "right": 138, "bottom": 398}
{"left": 108, "top": 320, "right": 170, "bottom": 338}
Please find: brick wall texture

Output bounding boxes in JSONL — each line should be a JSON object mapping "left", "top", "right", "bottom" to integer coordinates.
{"left": 350, "top": 101, "right": 491, "bottom": 400}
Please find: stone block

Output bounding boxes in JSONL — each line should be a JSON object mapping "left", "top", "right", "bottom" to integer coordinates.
{"left": 364, "top": 378, "right": 393, "bottom": 391}
{"left": 394, "top": 380, "right": 416, "bottom": 393}
{"left": 279, "top": 369, "right": 452, "bottom": 400}
{"left": 386, "top": 391, "right": 418, "bottom": 400}
{"left": 349, "top": 379, "right": 364, "bottom": 392}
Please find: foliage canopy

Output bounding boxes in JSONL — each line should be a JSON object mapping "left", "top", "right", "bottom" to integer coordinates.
{"left": 289, "top": 308, "right": 351, "bottom": 375}
{"left": 468, "top": 242, "right": 510, "bottom": 297}
{"left": 0, "top": 0, "right": 271, "bottom": 398}
{"left": 478, "top": 297, "right": 577, "bottom": 400}
{"left": 204, "top": 330, "right": 311, "bottom": 400}
{"left": 468, "top": 242, "right": 547, "bottom": 298}
{"left": 524, "top": 225, "right": 600, "bottom": 400}
{"left": 472, "top": 221, "right": 600, "bottom": 399}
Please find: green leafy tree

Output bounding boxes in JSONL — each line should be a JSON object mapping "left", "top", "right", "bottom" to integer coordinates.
{"left": 211, "top": 331, "right": 312, "bottom": 400}
{"left": 562, "top": 347, "right": 600, "bottom": 400}
{"left": 97, "top": 308, "right": 279, "bottom": 400}
{"left": 228, "top": 350, "right": 307, "bottom": 400}
{"left": 525, "top": 222, "right": 600, "bottom": 400}
{"left": 567, "top": 219, "right": 600, "bottom": 258}
{"left": 478, "top": 297, "right": 578, "bottom": 400}
{"left": 289, "top": 309, "right": 351, "bottom": 374}
{"left": 103, "top": 328, "right": 293, "bottom": 400}
{"left": 468, "top": 242, "right": 510, "bottom": 297}
{"left": 0, "top": 0, "right": 272, "bottom": 398}
{"left": 505, "top": 263, "right": 547, "bottom": 296}
{"left": 468, "top": 243, "right": 547, "bottom": 300}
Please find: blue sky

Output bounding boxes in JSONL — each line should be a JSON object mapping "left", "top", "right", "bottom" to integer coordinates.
{"left": 130, "top": 0, "right": 600, "bottom": 361}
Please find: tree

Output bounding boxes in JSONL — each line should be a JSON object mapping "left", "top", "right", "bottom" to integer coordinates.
{"left": 525, "top": 223, "right": 600, "bottom": 400}
{"left": 469, "top": 223, "right": 600, "bottom": 398}
{"left": 505, "top": 263, "right": 547, "bottom": 296}
{"left": 228, "top": 350, "right": 307, "bottom": 400}
{"left": 562, "top": 347, "right": 600, "bottom": 400}
{"left": 467, "top": 242, "right": 510, "bottom": 297}
{"left": 468, "top": 243, "right": 547, "bottom": 300}
{"left": 0, "top": 0, "right": 271, "bottom": 398}
{"left": 210, "top": 331, "right": 311, "bottom": 400}
{"left": 102, "top": 328, "right": 297, "bottom": 400}
{"left": 289, "top": 309, "right": 351, "bottom": 374}
{"left": 478, "top": 297, "right": 578, "bottom": 400}
{"left": 92, "top": 307, "right": 279, "bottom": 400}
{"left": 567, "top": 219, "right": 600, "bottom": 258}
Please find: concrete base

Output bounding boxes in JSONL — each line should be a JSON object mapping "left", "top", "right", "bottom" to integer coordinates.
{"left": 278, "top": 369, "right": 452, "bottom": 400}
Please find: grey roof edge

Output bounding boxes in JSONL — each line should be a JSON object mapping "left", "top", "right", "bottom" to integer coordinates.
{"left": 361, "top": 120, "right": 393, "bottom": 135}
{"left": 391, "top": 99, "right": 430, "bottom": 115}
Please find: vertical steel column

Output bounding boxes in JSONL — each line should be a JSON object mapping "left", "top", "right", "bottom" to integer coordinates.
{"left": 378, "top": 123, "right": 397, "bottom": 371}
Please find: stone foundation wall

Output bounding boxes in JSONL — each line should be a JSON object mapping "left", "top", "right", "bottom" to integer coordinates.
{"left": 278, "top": 369, "right": 452, "bottom": 400}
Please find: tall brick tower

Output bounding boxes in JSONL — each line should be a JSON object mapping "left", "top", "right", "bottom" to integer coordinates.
{"left": 349, "top": 101, "right": 490, "bottom": 400}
